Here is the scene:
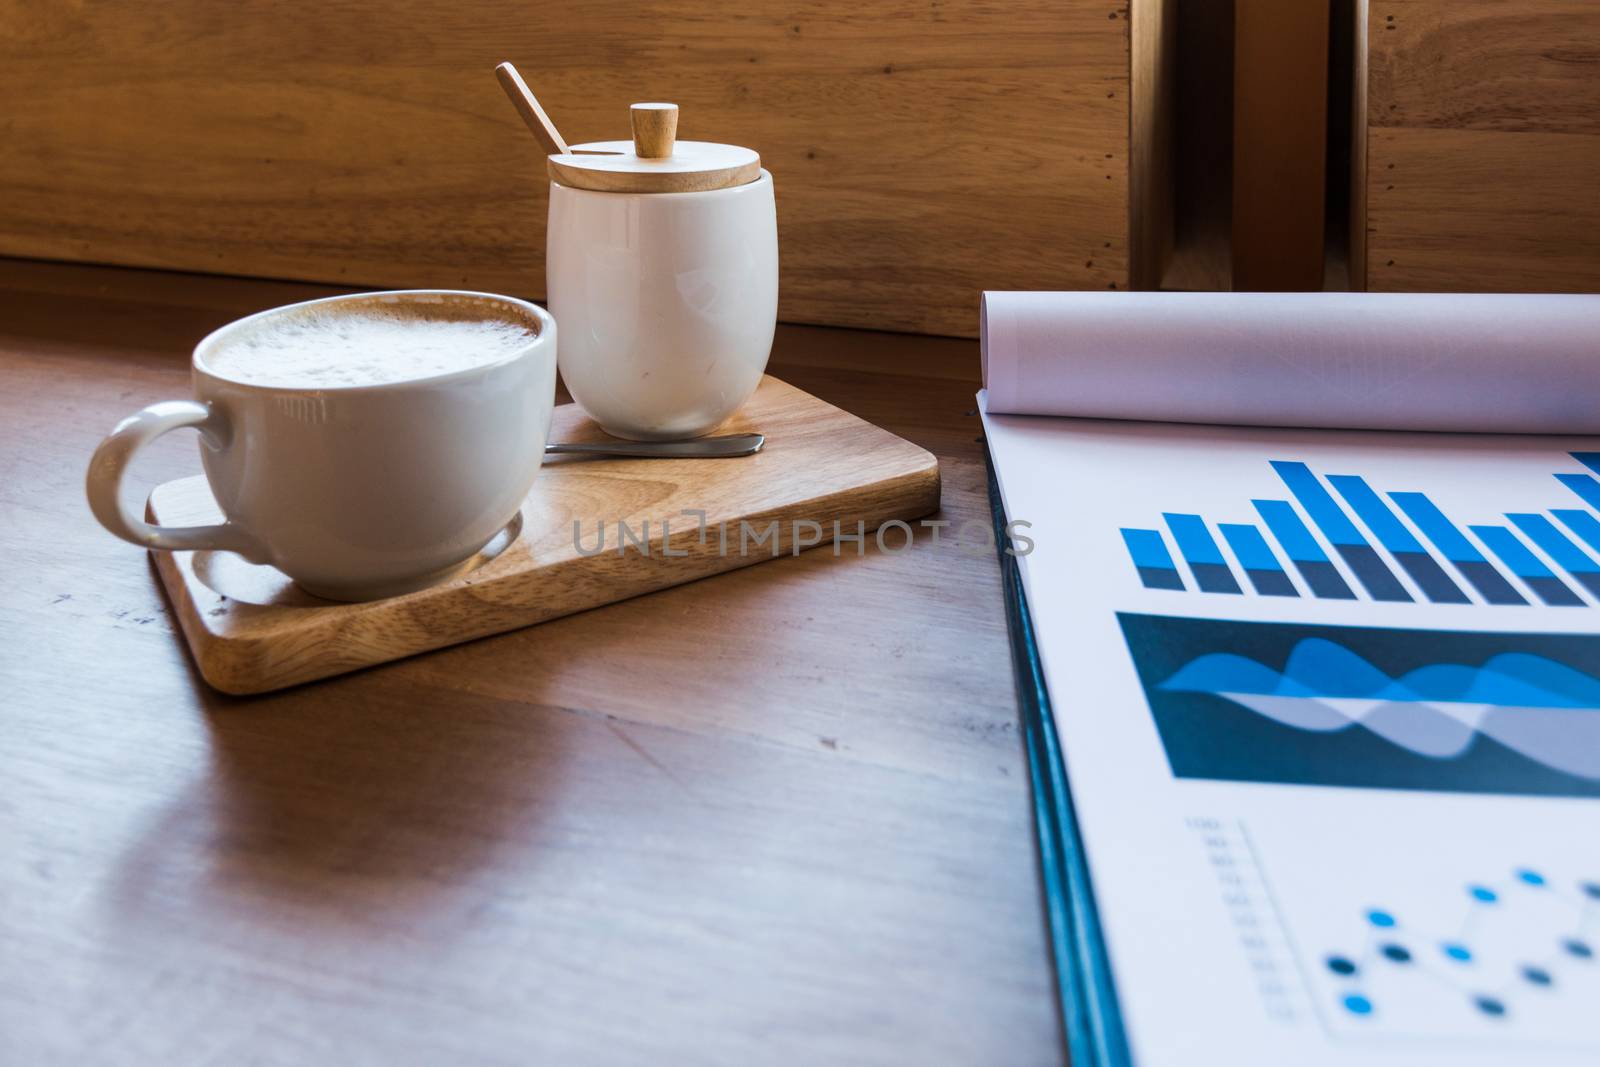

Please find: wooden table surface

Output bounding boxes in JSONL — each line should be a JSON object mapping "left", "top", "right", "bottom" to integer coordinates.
{"left": 0, "top": 259, "right": 1062, "bottom": 1066}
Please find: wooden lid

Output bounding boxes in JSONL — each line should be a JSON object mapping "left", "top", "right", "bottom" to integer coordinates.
{"left": 547, "top": 103, "right": 761, "bottom": 194}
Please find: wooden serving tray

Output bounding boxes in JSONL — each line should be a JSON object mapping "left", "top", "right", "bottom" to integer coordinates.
{"left": 146, "top": 376, "right": 940, "bottom": 695}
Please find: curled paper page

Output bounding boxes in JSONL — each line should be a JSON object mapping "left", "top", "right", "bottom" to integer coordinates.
{"left": 981, "top": 291, "right": 1600, "bottom": 433}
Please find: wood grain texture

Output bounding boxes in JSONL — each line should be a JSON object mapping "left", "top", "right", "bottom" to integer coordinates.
{"left": 148, "top": 377, "right": 941, "bottom": 694}
{"left": 1365, "top": 0, "right": 1600, "bottom": 292}
{"left": 0, "top": 257, "right": 1061, "bottom": 1065}
{"left": 0, "top": 1, "right": 1131, "bottom": 338}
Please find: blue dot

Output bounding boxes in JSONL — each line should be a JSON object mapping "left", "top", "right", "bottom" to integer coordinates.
{"left": 1381, "top": 943, "right": 1413, "bottom": 964}
{"left": 1564, "top": 938, "right": 1594, "bottom": 960}
{"left": 1518, "top": 869, "right": 1546, "bottom": 887}
{"left": 1522, "top": 965, "right": 1553, "bottom": 987}
{"left": 1474, "top": 995, "right": 1507, "bottom": 1018}
{"left": 1442, "top": 943, "right": 1473, "bottom": 963}
{"left": 1326, "top": 955, "right": 1358, "bottom": 976}
{"left": 1343, "top": 994, "right": 1374, "bottom": 1016}
{"left": 1469, "top": 885, "right": 1498, "bottom": 903}
{"left": 1367, "top": 909, "right": 1397, "bottom": 928}
{"left": 1583, "top": 881, "right": 1600, "bottom": 900}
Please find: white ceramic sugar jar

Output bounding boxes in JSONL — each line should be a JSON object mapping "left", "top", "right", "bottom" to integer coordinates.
{"left": 546, "top": 103, "right": 778, "bottom": 440}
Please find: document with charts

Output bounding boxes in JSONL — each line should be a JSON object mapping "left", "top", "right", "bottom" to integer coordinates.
{"left": 980, "top": 402, "right": 1600, "bottom": 1067}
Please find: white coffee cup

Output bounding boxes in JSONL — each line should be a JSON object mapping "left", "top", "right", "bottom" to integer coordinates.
{"left": 85, "top": 290, "right": 557, "bottom": 601}
{"left": 547, "top": 171, "right": 778, "bottom": 440}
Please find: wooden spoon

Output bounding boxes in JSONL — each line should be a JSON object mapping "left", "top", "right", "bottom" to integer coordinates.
{"left": 493, "top": 61, "right": 621, "bottom": 157}
{"left": 494, "top": 61, "right": 570, "bottom": 156}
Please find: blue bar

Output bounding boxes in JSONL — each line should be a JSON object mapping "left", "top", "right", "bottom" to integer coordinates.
{"left": 1272, "top": 461, "right": 1366, "bottom": 546}
{"left": 1121, "top": 528, "right": 1185, "bottom": 591}
{"left": 1253, "top": 500, "right": 1326, "bottom": 561}
{"left": 1557, "top": 474, "right": 1600, "bottom": 511}
{"left": 1507, "top": 514, "right": 1600, "bottom": 602}
{"left": 1164, "top": 513, "right": 1225, "bottom": 564}
{"left": 1327, "top": 475, "right": 1422, "bottom": 552}
{"left": 1471, "top": 525, "right": 1586, "bottom": 607}
{"left": 1554, "top": 509, "right": 1600, "bottom": 554}
{"left": 1219, "top": 524, "right": 1280, "bottom": 571}
{"left": 1473, "top": 525, "right": 1556, "bottom": 578}
{"left": 1508, "top": 514, "right": 1600, "bottom": 573}
{"left": 1163, "top": 513, "right": 1242, "bottom": 594}
{"left": 1219, "top": 524, "right": 1299, "bottom": 597}
{"left": 1329, "top": 476, "right": 1467, "bottom": 603}
{"left": 1390, "top": 493, "right": 1483, "bottom": 563}
{"left": 1572, "top": 452, "right": 1600, "bottom": 477}
{"left": 1392, "top": 492, "right": 1527, "bottom": 605}
{"left": 1122, "top": 528, "right": 1177, "bottom": 570}
{"left": 1272, "top": 462, "right": 1410, "bottom": 601}
{"left": 1253, "top": 499, "right": 1356, "bottom": 600}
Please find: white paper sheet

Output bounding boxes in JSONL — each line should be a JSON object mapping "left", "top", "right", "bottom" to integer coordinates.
{"left": 982, "top": 395, "right": 1600, "bottom": 1067}
{"left": 981, "top": 292, "right": 1600, "bottom": 433}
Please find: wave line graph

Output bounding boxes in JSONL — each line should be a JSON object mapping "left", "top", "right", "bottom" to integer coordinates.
{"left": 1118, "top": 613, "right": 1600, "bottom": 797}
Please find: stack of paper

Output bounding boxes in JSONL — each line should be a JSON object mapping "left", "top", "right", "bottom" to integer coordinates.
{"left": 981, "top": 291, "right": 1600, "bottom": 1067}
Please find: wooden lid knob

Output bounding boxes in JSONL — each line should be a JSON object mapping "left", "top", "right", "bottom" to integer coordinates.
{"left": 549, "top": 101, "right": 759, "bottom": 192}
{"left": 630, "top": 102, "right": 678, "bottom": 159}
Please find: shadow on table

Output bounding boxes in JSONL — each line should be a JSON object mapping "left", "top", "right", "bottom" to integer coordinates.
{"left": 105, "top": 644, "right": 576, "bottom": 944}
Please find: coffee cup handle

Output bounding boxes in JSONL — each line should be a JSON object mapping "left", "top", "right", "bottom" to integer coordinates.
{"left": 85, "top": 400, "right": 266, "bottom": 561}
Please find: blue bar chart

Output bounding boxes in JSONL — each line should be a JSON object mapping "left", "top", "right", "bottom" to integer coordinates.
{"left": 1390, "top": 493, "right": 1527, "bottom": 606}
{"left": 1470, "top": 526, "right": 1583, "bottom": 607}
{"left": 1508, "top": 514, "right": 1600, "bottom": 600}
{"left": 1120, "top": 454, "right": 1600, "bottom": 606}
{"left": 1252, "top": 499, "right": 1355, "bottom": 599}
{"left": 1326, "top": 476, "right": 1468, "bottom": 604}
{"left": 1218, "top": 524, "right": 1297, "bottom": 597}
{"left": 1162, "top": 513, "right": 1242, "bottom": 594}
{"left": 1120, "top": 528, "right": 1184, "bottom": 591}
{"left": 1272, "top": 462, "right": 1412, "bottom": 602}
{"left": 1555, "top": 509, "right": 1600, "bottom": 555}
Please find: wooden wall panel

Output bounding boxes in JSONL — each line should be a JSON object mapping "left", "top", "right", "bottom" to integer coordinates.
{"left": 1232, "top": 0, "right": 1328, "bottom": 290}
{"left": 1129, "top": 0, "right": 1176, "bottom": 291}
{"left": 1365, "top": 0, "right": 1600, "bottom": 292}
{"left": 0, "top": 2, "right": 1131, "bottom": 338}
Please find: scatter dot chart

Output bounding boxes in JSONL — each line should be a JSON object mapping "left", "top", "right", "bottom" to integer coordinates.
{"left": 1321, "top": 866, "right": 1600, "bottom": 1039}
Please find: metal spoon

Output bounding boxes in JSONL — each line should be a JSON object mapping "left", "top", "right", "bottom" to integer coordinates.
{"left": 545, "top": 433, "right": 764, "bottom": 459}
